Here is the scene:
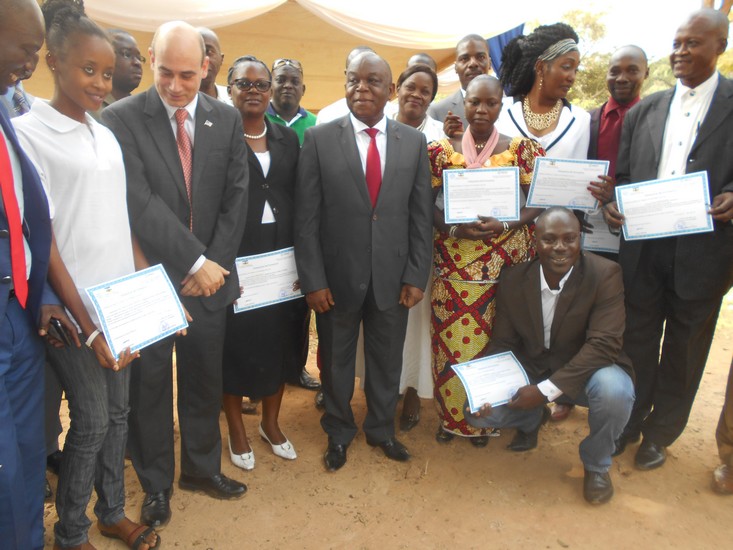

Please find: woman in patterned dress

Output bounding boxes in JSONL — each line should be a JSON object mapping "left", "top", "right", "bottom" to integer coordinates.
{"left": 429, "top": 75, "right": 544, "bottom": 444}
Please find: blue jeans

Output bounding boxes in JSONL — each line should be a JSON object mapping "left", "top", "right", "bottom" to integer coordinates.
{"left": 0, "top": 297, "right": 45, "bottom": 550}
{"left": 46, "top": 342, "right": 130, "bottom": 548}
{"left": 466, "top": 365, "right": 635, "bottom": 472}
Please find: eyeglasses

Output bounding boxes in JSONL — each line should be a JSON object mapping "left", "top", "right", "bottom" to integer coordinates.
{"left": 272, "top": 58, "right": 303, "bottom": 73}
{"left": 230, "top": 78, "right": 272, "bottom": 92}
{"left": 116, "top": 49, "right": 145, "bottom": 63}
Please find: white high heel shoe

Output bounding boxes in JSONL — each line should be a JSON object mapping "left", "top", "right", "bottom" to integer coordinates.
{"left": 228, "top": 437, "right": 255, "bottom": 470}
{"left": 258, "top": 424, "right": 297, "bottom": 460}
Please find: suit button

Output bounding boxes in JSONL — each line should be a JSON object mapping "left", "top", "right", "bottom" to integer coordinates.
{"left": 272, "top": 207, "right": 279, "bottom": 214}
{"left": 359, "top": 283, "right": 367, "bottom": 290}
{"left": 1, "top": 275, "right": 11, "bottom": 284}
{"left": 688, "top": 158, "right": 695, "bottom": 163}
{"left": 372, "top": 214, "right": 377, "bottom": 221}
{"left": 0, "top": 229, "right": 9, "bottom": 238}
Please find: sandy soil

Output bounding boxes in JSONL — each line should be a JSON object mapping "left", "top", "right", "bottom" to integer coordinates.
{"left": 44, "top": 292, "right": 733, "bottom": 549}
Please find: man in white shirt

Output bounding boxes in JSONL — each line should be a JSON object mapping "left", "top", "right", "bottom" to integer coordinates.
{"left": 604, "top": 8, "right": 733, "bottom": 471}
{"left": 197, "top": 27, "right": 232, "bottom": 106}
{"left": 466, "top": 208, "right": 634, "bottom": 505}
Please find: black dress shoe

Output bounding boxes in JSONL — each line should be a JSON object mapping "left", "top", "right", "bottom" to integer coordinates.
{"left": 507, "top": 406, "right": 550, "bottom": 452}
{"left": 612, "top": 429, "right": 640, "bottom": 457}
{"left": 583, "top": 470, "right": 614, "bottom": 504}
{"left": 141, "top": 489, "right": 172, "bottom": 530}
{"left": 366, "top": 437, "right": 410, "bottom": 462}
{"left": 634, "top": 439, "right": 666, "bottom": 470}
{"left": 435, "top": 424, "right": 455, "bottom": 443}
{"left": 324, "top": 442, "right": 348, "bottom": 471}
{"left": 297, "top": 370, "right": 321, "bottom": 390}
{"left": 470, "top": 435, "right": 490, "bottom": 448}
{"left": 399, "top": 412, "right": 420, "bottom": 432}
{"left": 178, "top": 473, "right": 247, "bottom": 500}
{"left": 47, "top": 450, "right": 63, "bottom": 476}
{"left": 314, "top": 390, "right": 325, "bottom": 410}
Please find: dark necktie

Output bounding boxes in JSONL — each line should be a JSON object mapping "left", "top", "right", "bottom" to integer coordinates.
{"left": 12, "top": 87, "right": 30, "bottom": 116}
{"left": 364, "top": 128, "right": 381, "bottom": 208}
{"left": 175, "top": 109, "right": 193, "bottom": 230}
{"left": 0, "top": 131, "right": 28, "bottom": 307}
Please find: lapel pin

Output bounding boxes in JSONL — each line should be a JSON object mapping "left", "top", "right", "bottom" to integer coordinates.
{"left": 204, "top": 120, "right": 213, "bottom": 127}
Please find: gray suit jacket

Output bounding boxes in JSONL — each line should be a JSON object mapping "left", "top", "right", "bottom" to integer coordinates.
{"left": 428, "top": 89, "right": 465, "bottom": 128}
{"left": 488, "top": 252, "right": 633, "bottom": 399}
{"left": 294, "top": 115, "right": 433, "bottom": 312}
{"left": 102, "top": 88, "right": 249, "bottom": 311}
{"left": 615, "top": 74, "right": 733, "bottom": 300}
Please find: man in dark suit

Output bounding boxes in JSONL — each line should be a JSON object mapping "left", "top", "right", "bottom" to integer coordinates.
{"left": 428, "top": 34, "right": 490, "bottom": 136}
{"left": 713, "top": 356, "right": 733, "bottom": 495}
{"left": 467, "top": 208, "right": 634, "bottom": 504}
{"left": 294, "top": 52, "right": 432, "bottom": 471}
{"left": 102, "top": 21, "right": 249, "bottom": 528}
{"left": 0, "top": 0, "right": 76, "bottom": 546}
{"left": 604, "top": 9, "right": 733, "bottom": 471}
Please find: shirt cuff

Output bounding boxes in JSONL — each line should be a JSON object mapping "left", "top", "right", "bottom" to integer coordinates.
{"left": 188, "top": 255, "right": 206, "bottom": 275}
{"left": 537, "top": 379, "right": 563, "bottom": 402}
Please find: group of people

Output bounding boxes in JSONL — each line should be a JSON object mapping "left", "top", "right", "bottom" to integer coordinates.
{"left": 1, "top": 0, "right": 732, "bottom": 548}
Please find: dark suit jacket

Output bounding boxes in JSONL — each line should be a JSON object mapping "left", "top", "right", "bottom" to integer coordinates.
{"left": 587, "top": 103, "right": 603, "bottom": 160}
{"left": 102, "top": 88, "right": 249, "bottom": 310}
{"left": 488, "top": 252, "right": 633, "bottom": 399}
{"left": 0, "top": 103, "right": 52, "bottom": 322}
{"left": 428, "top": 89, "right": 465, "bottom": 128}
{"left": 615, "top": 74, "right": 733, "bottom": 301}
{"left": 294, "top": 115, "right": 433, "bottom": 312}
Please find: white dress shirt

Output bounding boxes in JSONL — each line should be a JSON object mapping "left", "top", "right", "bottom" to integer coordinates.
{"left": 657, "top": 72, "right": 719, "bottom": 179}
{"left": 349, "top": 113, "right": 387, "bottom": 176}
{"left": 536, "top": 264, "right": 574, "bottom": 402}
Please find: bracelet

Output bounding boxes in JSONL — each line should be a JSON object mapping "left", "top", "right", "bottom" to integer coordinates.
{"left": 85, "top": 329, "right": 101, "bottom": 349}
{"left": 502, "top": 221, "right": 510, "bottom": 233}
{"left": 448, "top": 225, "right": 459, "bottom": 238}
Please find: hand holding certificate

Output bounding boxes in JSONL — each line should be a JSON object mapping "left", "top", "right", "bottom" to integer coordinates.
{"left": 615, "top": 171, "right": 713, "bottom": 240}
{"left": 443, "top": 167, "right": 520, "bottom": 223}
{"left": 527, "top": 158, "right": 609, "bottom": 211}
{"left": 234, "top": 247, "right": 303, "bottom": 313}
{"left": 85, "top": 264, "right": 189, "bottom": 359}
{"left": 581, "top": 208, "right": 620, "bottom": 254}
{"left": 451, "top": 351, "right": 530, "bottom": 413}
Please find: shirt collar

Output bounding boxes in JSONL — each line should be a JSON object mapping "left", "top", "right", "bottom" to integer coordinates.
{"left": 675, "top": 71, "right": 719, "bottom": 98}
{"left": 606, "top": 95, "right": 640, "bottom": 113}
{"left": 267, "top": 102, "right": 307, "bottom": 121}
{"left": 540, "top": 265, "right": 574, "bottom": 293}
{"left": 162, "top": 94, "right": 199, "bottom": 122}
{"left": 29, "top": 99, "right": 95, "bottom": 133}
{"left": 350, "top": 113, "right": 387, "bottom": 135}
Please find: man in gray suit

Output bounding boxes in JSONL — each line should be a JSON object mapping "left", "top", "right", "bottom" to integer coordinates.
{"left": 102, "top": 21, "right": 249, "bottom": 527}
{"left": 604, "top": 8, "right": 733, "bottom": 470}
{"left": 295, "top": 52, "right": 432, "bottom": 471}
{"left": 428, "top": 34, "right": 490, "bottom": 135}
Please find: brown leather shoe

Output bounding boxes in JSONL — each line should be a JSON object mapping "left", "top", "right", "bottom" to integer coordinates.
{"left": 712, "top": 464, "right": 733, "bottom": 495}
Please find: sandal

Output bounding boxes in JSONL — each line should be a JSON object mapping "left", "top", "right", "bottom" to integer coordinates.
{"left": 98, "top": 520, "right": 161, "bottom": 550}
{"left": 435, "top": 424, "right": 455, "bottom": 443}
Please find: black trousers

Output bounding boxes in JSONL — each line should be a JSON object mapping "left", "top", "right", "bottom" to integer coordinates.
{"left": 316, "top": 283, "right": 408, "bottom": 446}
{"left": 623, "top": 238, "right": 724, "bottom": 446}
{"left": 127, "top": 297, "right": 227, "bottom": 493}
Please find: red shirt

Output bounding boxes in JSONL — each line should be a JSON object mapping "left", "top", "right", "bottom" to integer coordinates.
{"left": 597, "top": 96, "right": 640, "bottom": 179}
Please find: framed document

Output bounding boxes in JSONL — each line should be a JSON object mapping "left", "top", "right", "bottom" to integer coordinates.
{"left": 85, "top": 264, "right": 188, "bottom": 358}
{"left": 443, "top": 167, "right": 521, "bottom": 223}
{"left": 581, "top": 208, "right": 620, "bottom": 254}
{"left": 615, "top": 171, "right": 713, "bottom": 241}
{"left": 526, "top": 157, "right": 609, "bottom": 211}
{"left": 451, "top": 351, "right": 530, "bottom": 413}
{"left": 234, "top": 247, "right": 303, "bottom": 313}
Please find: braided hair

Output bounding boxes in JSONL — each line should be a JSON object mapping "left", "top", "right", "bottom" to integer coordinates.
{"left": 227, "top": 55, "right": 271, "bottom": 85}
{"left": 499, "top": 23, "right": 579, "bottom": 97}
{"left": 42, "top": 0, "right": 110, "bottom": 57}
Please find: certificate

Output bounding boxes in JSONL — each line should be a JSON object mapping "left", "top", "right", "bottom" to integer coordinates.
{"left": 451, "top": 351, "right": 530, "bottom": 413}
{"left": 443, "top": 167, "right": 520, "bottom": 223}
{"left": 615, "top": 171, "right": 713, "bottom": 241}
{"left": 85, "top": 264, "right": 188, "bottom": 358}
{"left": 581, "top": 208, "right": 620, "bottom": 254}
{"left": 234, "top": 247, "right": 303, "bottom": 313}
{"left": 526, "top": 157, "right": 609, "bottom": 211}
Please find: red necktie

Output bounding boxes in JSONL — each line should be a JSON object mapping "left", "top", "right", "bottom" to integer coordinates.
{"left": 175, "top": 109, "right": 193, "bottom": 230}
{"left": 0, "top": 131, "right": 28, "bottom": 308}
{"left": 364, "top": 128, "right": 382, "bottom": 208}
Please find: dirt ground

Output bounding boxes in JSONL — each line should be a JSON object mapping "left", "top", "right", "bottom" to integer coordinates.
{"left": 44, "top": 292, "right": 733, "bottom": 549}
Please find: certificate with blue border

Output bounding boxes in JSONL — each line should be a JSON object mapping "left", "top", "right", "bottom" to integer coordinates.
{"left": 615, "top": 171, "right": 713, "bottom": 241}
{"left": 234, "top": 247, "right": 303, "bottom": 313}
{"left": 581, "top": 208, "right": 620, "bottom": 254}
{"left": 451, "top": 351, "right": 530, "bottom": 413}
{"left": 526, "top": 157, "right": 609, "bottom": 211}
{"left": 443, "top": 167, "right": 520, "bottom": 223}
{"left": 85, "top": 264, "right": 188, "bottom": 358}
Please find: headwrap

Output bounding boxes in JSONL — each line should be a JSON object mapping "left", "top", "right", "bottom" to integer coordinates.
{"left": 537, "top": 38, "right": 579, "bottom": 62}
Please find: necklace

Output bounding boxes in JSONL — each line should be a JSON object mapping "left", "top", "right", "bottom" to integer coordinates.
{"left": 522, "top": 96, "right": 562, "bottom": 130}
{"left": 244, "top": 124, "right": 267, "bottom": 140}
{"left": 475, "top": 141, "right": 487, "bottom": 150}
